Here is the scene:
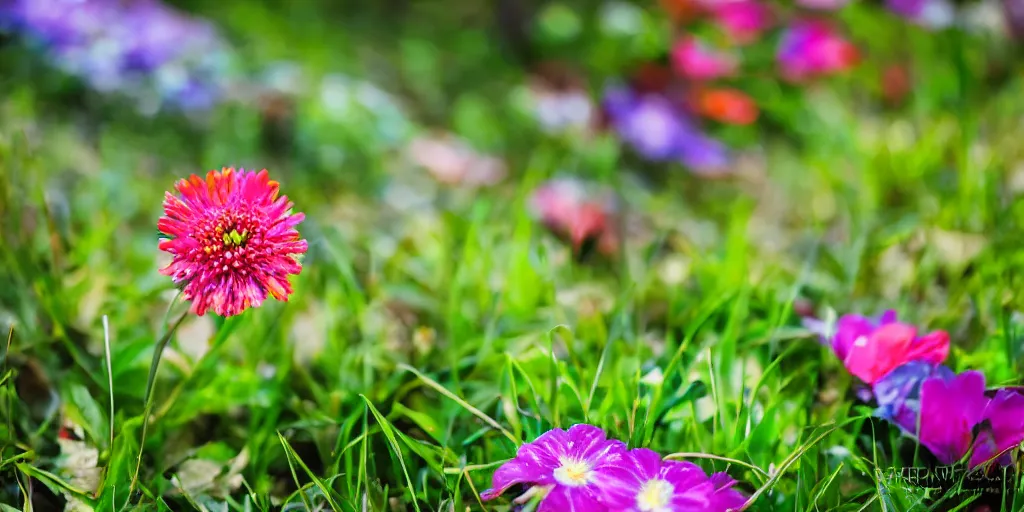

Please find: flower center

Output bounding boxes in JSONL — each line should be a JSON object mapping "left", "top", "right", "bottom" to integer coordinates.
{"left": 636, "top": 478, "right": 674, "bottom": 512}
{"left": 222, "top": 227, "right": 250, "bottom": 248}
{"left": 552, "top": 457, "right": 592, "bottom": 487}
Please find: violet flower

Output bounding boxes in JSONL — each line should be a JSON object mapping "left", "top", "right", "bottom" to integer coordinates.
{"left": 795, "top": 0, "right": 851, "bottom": 10}
{"left": 875, "top": 367, "right": 1024, "bottom": 468}
{"left": 1005, "top": 0, "right": 1024, "bottom": 39}
{"left": 777, "top": 20, "right": 860, "bottom": 82}
{"left": 885, "top": 0, "right": 955, "bottom": 28}
{"left": 970, "top": 388, "right": 1024, "bottom": 467}
{"left": 806, "top": 310, "right": 949, "bottom": 385}
{"left": 603, "top": 84, "right": 731, "bottom": 175}
{"left": 481, "top": 424, "right": 627, "bottom": 511}
{"left": 602, "top": 448, "right": 747, "bottom": 512}
{"left": 0, "top": 0, "right": 234, "bottom": 112}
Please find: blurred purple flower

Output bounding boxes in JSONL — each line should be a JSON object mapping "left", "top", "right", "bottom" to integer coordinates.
{"left": 885, "top": 0, "right": 955, "bottom": 28}
{"left": 796, "top": 0, "right": 851, "bottom": 10}
{"left": 1003, "top": 0, "right": 1024, "bottom": 38}
{"left": 601, "top": 448, "right": 747, "bottom": 512}
{"left": 777, "top": 20, "right": 860, "bottom": 82}
{"left": 0, "top": 0, "right": 234, "bottom": 112}
{"left": 481, "top": 424, "right": 627, "bottom": 511}
{"left": 603, "top": 84, "right": 730, "bottom": 175}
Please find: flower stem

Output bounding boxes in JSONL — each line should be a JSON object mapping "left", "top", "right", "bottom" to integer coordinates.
{"left": 129, "top": 307, "right": 189, "bottom": 497}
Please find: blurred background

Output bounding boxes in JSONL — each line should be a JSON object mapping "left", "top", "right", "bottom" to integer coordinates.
{"left": 3, "top": 0, "right": 1024, "bottom": 510}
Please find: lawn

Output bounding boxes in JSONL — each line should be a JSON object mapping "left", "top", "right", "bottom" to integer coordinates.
{"left": 2, "top": 0, "right": 1024, "bottom": 511}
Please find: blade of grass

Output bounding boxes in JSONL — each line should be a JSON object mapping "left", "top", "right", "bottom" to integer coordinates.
{"left": 397, "top": 363, "right": 518, "bottom": 445}
{"left": 277, "top": 432, "right": 342, "bottom": 511}
{"left": 360, "top": 395, "right": 422, "bottom": 512}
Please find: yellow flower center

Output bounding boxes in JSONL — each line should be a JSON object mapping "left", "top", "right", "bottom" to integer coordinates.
{"left": 552, "top": 457, "right": 592, "bottom": 487}
{"left": 636, "top": 478, "right": 674, "bottom": 512}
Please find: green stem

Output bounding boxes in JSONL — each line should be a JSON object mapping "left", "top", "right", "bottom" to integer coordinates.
{"left": 129, "top": 308, "right": 189, "bottom": 497}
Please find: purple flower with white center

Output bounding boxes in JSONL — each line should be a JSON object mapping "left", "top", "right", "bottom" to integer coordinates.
{"left": 481, "top": 424, "right": 627, "bottom": 511}
{"left": 885, "top": 0, "right": 955, "bottom": 28}
{"left": 603, "top": 84, "right": 731, "bottom": 175}
{"left": 602, "top": 448, "right": 747, "bottom": 512}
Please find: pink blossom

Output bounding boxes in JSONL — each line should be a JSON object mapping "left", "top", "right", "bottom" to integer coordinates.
{"left": 671, "top": 37, "right": 738, "bottom": 80}
{"left": 777, "top": 20, "right": 860, "bottom": 81}
{"left": 158, "top": 168, "right": 308, "bottom": 316}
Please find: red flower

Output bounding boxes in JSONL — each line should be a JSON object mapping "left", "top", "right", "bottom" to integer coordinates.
{"left": 530, "top": 178, "right": 619, "bottom": 257}
{"left": 158, "top": 168, "right": 308, "bottom": 316}
{"left": 691, "top": 87, "right": 759, "bottom": 125}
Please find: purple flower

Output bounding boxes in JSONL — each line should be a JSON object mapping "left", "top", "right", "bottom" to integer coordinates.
{"left": 0, "top": 0, "right": 233, "bottom": 112}
{"left": 777, "top": 20, "right": 860, "bottom": 82}
{"left": 875, "top": 368, "right": 988, "bottom": 465}
{"left": 873, "top": 362, "right": 952, "bottom": 432}
{"left": 602, "top": 448, "right": 747, "bottom": 512}
{"left": 885, "top": 0, "right": 954, "bottom": 28}
{"left": 795, "top": 0, "right": 851, "bottom": 10}
{"left": 1005, "top": 0, "right": 1024, "bottom": 39}
{"left": 602, "top": 84, "right": 731, "bottom": 175}
{"left": 877, "top": 367, "right": 1024, "bottom": 468}
{"left": 481, "top": 424, "right": 627, "bottom": 511}
{"left": 970, "top": 388, "right": 1024, "bottom": 468}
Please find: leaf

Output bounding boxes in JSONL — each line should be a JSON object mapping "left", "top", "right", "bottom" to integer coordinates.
{"left": 360, "top": 396, "right": 422, "bottom": 512}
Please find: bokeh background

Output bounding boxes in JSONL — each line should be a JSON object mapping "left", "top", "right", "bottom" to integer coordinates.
{"left": 2, "top": 0, "right": 1024, "bottom": 510}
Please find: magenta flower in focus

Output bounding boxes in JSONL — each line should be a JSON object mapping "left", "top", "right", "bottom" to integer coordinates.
{"left": 671, "top": 37, "right": 738, "bottom": 80}
{"left": 806, "top": 310, "right": 950, "bottom": 385}
{"left": 706, "top": 0, "right": 772, "bottom": 44}
{"left": 481, "top": 424, "right": 627, "bottom": 511}
{"left": 602, "top": 448, "right": 747, "bottom": 511}
{"left": 777, "top": 20, "right": 860, "bottom": 82}
{"left": 158, "top": 168, "right": 308, "bottom": 317}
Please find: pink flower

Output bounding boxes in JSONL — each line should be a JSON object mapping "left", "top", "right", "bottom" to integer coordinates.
{"left": 970, "top": 388, "right": 1024, "bottom": 467}
{"left": 530, "top": 178, "right": 619, "bottom": 257}
{"left": 807, "top": 310, "right": 949, "bottom": 385}
{"left": 158, "top": 168, "right": 308, "bottom": 317}
{"left": 671, "top": 37, "right": 737, "bottom": 80}
{"left": 706, "top": 0, "right": 772, "bottom": 44}
{"left": 601, "top": 448, "right": 747, "bottom": 511}
{"left": 481, "top": 424, "right": 627, "bottom": 511}
{"left": 407, "top": 134, "right": 506, "bottom": 187}
{"left": 777, "top": 20, "right": 860, "bottom": 82}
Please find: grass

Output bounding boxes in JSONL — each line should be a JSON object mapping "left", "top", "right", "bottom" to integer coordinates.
{"left": 2, "top": 1, "right": 1024, "bottom": 511}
